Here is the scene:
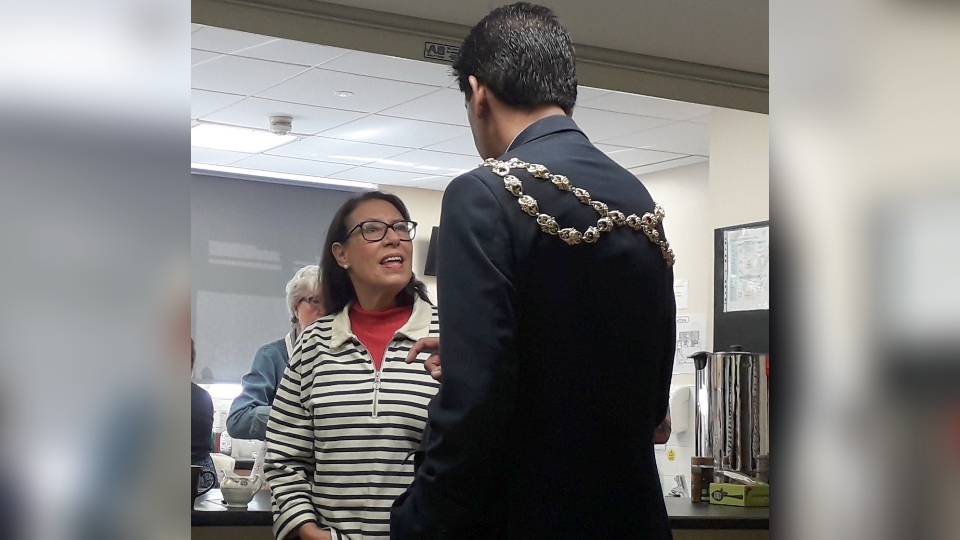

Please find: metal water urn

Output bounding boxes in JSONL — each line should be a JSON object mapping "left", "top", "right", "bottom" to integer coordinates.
{"left": 690, "top": 346, "right": 769, "bottom": 477}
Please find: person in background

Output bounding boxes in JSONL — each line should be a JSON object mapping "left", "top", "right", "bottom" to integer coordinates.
{"left": 227, "top": 265, "right": 325, "bottom": 441}
{"left": 191, "top": 338, "right": 218, "bottom": 490}
{"left": 265, "top": 191, "right": 441, "bottom": 540}
{"left": 390, "top": 4, "right": 677, "bottom": 539}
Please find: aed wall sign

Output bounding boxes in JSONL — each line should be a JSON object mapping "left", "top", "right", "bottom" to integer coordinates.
{"left": 424, "top": 42, "right": 460, "bottom": 63}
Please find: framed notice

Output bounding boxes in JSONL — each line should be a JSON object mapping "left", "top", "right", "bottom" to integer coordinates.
{"left": 713, "top": 221, "right": 769, "bottom": 354}
{"left": 723, "top": 224, "right": 769, "bottom": 312}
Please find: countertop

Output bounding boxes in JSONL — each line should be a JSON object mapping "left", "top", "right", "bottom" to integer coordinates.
{"left": 662, "top": 497, "right": 769, "bottom": 529}
{"left": 192, "top": 491, "right": 768, "bottom": 530}
{"left": 192, "top": 489, "right": 273, "bottom": 527}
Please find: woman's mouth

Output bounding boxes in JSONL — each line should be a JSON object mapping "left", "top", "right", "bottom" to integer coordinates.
{"left": 380, "top": 255, "right": 404, "bottom": 269}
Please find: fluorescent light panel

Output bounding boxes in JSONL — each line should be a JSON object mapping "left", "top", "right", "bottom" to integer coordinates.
{"left": 191, "top": 123, "right": 297, "bottom": 153}
{"left": 191, "top": 163, "right": 378, "bottom": 191}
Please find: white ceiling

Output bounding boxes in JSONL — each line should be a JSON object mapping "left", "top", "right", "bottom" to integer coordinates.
{"left": 191, "top": 25, "right": 711, "bottom": 191}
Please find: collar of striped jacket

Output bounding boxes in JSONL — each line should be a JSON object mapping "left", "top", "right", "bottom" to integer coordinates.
{"left": 328, "top": 296, "right": 435, "bottom": 349}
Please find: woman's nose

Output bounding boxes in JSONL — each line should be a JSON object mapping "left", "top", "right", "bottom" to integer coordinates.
{"left": 382, "top": 227, "right": 402, "bottom": 244}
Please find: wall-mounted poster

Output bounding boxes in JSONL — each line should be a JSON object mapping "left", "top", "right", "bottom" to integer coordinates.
{"left": 723, "top": 225, "right": 769, "bottom": 312}
{"left": 674, "top": 313, "right": 707, "bottom": 374}
{"left": 674, "top": 278, "right": 689, "bottom": 310}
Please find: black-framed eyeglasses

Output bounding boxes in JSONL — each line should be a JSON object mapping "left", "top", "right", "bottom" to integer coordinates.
{"left": 346, "top": 220, "right": 418, "bottom": 242}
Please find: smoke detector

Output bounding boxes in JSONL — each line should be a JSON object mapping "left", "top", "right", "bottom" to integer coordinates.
{"left": 268, "top": 116, "right": 293, "bottom": 135}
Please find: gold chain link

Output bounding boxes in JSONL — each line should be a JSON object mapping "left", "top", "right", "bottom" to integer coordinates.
{"left": 482, "top": 157, "right": 676, "bottom": 266}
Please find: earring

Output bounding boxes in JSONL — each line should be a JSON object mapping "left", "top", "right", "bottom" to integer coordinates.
{"left": 342, "top": 264, "right": 349, "bottom": 269}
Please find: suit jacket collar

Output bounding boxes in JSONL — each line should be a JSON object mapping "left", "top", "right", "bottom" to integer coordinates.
{"left": 505, "top": 114, "right": 584, "bottom": 154}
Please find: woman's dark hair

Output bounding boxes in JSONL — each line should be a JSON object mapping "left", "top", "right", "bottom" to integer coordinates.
{"left": 452, "top": 2, "right": 577, "bottom": 115}
{"left": 321, "top": 191, "right": 432, "bottom": 315}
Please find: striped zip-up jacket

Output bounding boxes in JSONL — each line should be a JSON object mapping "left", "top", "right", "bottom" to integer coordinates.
{"left": 264, "top": 297, "right": 440, "bottom": 540}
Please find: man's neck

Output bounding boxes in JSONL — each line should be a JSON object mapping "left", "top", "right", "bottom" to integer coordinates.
{"left": 495, "top": 105, "right": 567, "bottom": 155}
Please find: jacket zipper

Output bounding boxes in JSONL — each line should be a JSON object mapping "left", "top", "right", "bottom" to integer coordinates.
{"left": 371, "top": 335, "right": 402, "bottom": 418}
{"left": 372, "top": 369, "right": 381, "bottom": 418}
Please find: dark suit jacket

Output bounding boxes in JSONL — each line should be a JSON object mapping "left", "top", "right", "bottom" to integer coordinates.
{"left": 391, "top": 115, "right": 676, "bottom": 539}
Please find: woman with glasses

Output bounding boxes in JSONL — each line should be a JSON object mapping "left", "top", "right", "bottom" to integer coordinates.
{"left": 226, "top": 265, "right": 326, "bottom": 441}
{"left": 264, "top": 191, "right": 440, "bottom": 540}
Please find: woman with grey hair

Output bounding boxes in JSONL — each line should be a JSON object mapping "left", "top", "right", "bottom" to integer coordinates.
{"left": 226, "top": 265, "right": 325, "bottom": 440}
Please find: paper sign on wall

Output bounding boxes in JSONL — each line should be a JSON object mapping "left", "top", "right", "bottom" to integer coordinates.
{"left": 673, "top": 314, "right": 708, "bottom": 375}
{"left": 723, "top": 226, "right": 769, "bottom": 312}
{"left": 674, "top": 279, "right": 689, "bottom": 310}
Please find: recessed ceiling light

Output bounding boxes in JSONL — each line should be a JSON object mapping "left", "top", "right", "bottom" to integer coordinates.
{"left": 191, "top": 123, "right": 297, "bottom": 153}
{"left": 334, "top": 90, "right": 354, "bottom": 98}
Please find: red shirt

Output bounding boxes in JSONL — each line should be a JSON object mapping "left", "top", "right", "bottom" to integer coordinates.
{"left": 348, "top": 303, "right": 413, "bottom": 371}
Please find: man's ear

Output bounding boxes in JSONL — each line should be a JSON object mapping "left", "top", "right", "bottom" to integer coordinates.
{"left": 332, "top": 242, "right": 349, "bottom": 268}
{"left": 468, "top": 75, "right": 489, "bottom": 118}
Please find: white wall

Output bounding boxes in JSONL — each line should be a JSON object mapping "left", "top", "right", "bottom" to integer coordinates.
{"left": 709, "top": 107, "right": 770, "bottom": 229}
{"left": 707, "top": 108, "right": 770, "bottom": 352}
{"left": 381, "top": 185, "right": 444, "bottom": 303}
{"left": 636, "top": 109, "right": 768, "bottom": 368}
{"left": 638, "top": 161, "right": 711, "bottom": 388}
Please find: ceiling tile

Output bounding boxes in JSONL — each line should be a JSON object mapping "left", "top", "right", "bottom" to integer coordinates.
{"left": 236, "top": 40, "right": 349, "bottom": 67}
{"left": 578, "top": 91, "right": 712, "bottom": 121}
{"left": 630, "top": 155, "right": 709, "bottom": 176}
{"left": 577, "top": 85, "right": 610, "bottom": 102}
{"left": 572, "top": 108, "right": 673, "bottom": 143}
{"left": 330, "top": 167, "right": 446, "bottom": 186}
{"left": 192, "top": 49, "right": 221, "bottom": 66}
{"left": 320, "top": 116, "right": 468, "bottom": 148}
{"left": 374, "top": 149, "right": 482, "bottom": 176}
{"left": 230, "top": 154, "right": 353, "bottom": 177}
{"left": 688, "top": 112, "right": 711, "bottom": 124}
{"left": 265, "top": 136, "right": 408, "bottom": 165}
{"left": 423, "top": 134, "right": 479, "bottom": 157}
{"left": 192, "top": 89, "right": 245, "bottom": 119}
{"left": 201, "top": 97, "right": 365, "bottom": 135}
{"left": 191, "top": 26, "right": 276, "bottom": 54}
{"left": 603, "top": 121, "right": 709, "bottom": 155}
{"left": 320, "top": 50, "right": 455, "bottom": 87}
{"left": 594, "top": 144, "right": 688, "bottom": 169}
{"left": 380, "top": 88, "right": 468, "bottom": 126}
{"left": 416, "top": 176, "right": 457, "bottom": 191}
{"left": 191, "top": 147, "right": 252, "bottom": 166}
{"left": 258, "top": 69, "right": 437, "bottom": 113}
{"left": 193, "top": 55, "right": 308, "bottom": 96}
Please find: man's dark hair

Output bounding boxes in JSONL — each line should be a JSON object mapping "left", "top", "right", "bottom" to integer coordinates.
{"left": 453, "top": 2, "right": 577, "bottom": 115}
{"left": 320, "top": 191, "right": 432, "bottom": 316}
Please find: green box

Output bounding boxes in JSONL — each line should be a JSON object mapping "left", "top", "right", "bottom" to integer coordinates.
{"left": 708, "top": 482, "right": 769, "bottom": 507}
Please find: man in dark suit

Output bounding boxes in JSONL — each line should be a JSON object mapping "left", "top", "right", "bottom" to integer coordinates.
{"left": 391, "top": 3, "right": 677, "bottom": 539}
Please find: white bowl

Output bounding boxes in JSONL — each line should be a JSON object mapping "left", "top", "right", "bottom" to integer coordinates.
{"left": 220, "top": 473, "right": 259, "bottom": 508}
{"left": 221, "top": 486, "right": 256, "bottom": 507}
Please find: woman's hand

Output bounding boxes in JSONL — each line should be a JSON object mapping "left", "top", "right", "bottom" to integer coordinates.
{"left": 653, "top": 410, "right": 672, "bottom": 444}
{"left": 406, "top": 337, "right": 441, "bottom": 381}
{"left": 296, "top": 523, "right": 333, "bottom": 540}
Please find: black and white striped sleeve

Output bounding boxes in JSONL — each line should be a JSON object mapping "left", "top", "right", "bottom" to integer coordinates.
{"left": 264, "top": 345, "right": 318, "bottom": 540}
